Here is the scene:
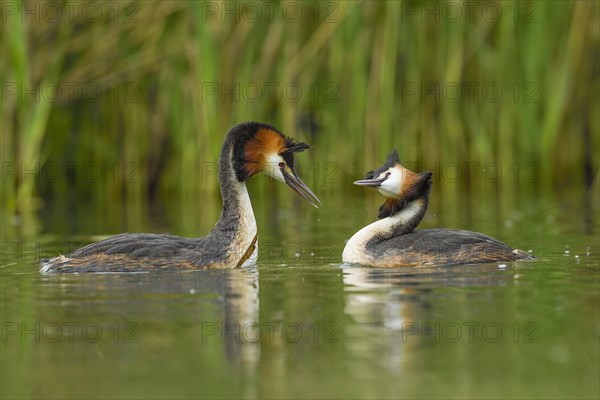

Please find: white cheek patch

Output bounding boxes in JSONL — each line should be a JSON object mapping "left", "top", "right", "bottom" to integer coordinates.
{"left": 263, "top": 153, "right": 286, "bottom": 182}
{"left": 377, "top": 167, "right": 404, "bottom": 198}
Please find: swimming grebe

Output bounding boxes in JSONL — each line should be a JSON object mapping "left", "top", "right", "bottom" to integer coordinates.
{"left": 342, "top": 150, "right": 534, "bottom": 267}
{"left": 41, "top": 122, "right": 320, "bottom": 273}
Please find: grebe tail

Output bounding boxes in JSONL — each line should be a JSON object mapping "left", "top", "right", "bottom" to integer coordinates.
{"left": 42, "top": 122, "right": 320, "bottom": 273}
{"left": 342, "top": 150, "right": 534, "bottom": 268}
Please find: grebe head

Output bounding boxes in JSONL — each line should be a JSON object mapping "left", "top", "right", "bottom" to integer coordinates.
{"left": 354, "top": 150, "right": 432, "bottom": 218}
{"left": 229, "top": 122, "right": 320, "bottom": 207}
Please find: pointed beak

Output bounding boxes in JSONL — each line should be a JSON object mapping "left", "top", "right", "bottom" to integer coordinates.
{"left": 353, "top": 176, "right": 388, "bottom": 187}
{"left": 280, "top": 167, "right": 321, "bottom": 208}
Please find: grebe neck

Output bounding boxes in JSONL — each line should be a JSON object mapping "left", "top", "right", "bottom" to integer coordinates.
{"left": 211, "top": 140, "right": 257, "bottom": 242}
{"left": 379, "top": 196, "right": 428, "bottom": 238}
{"left": 342, "top": 197, "right": 428, "bottom": 263}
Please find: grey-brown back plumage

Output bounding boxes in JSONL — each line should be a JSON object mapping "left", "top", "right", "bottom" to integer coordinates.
{"left": 367, "top": 228, "right": 534, "bottom": 267}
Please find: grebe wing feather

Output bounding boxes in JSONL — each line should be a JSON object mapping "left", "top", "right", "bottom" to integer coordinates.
{"left": 370, "top": 229, "right": 520, "bottom": 266}
{"left": 68, "top": 233, "right": 198, "bottom": 258}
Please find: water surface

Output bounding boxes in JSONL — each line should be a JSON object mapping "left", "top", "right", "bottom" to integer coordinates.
{"left": 1, "top": 192, "right": 598, "bottom": 399}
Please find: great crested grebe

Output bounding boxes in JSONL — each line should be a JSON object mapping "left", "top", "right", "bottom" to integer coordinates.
{"left": 342, "top": 150, "right": 535, "bottom": 268}
{"left": 41, "top": 122, "right": 320, "bottom": 273}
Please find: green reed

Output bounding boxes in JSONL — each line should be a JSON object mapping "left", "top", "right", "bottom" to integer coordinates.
{"left": 1, "top": 0, "right": 598, "bottom": 238}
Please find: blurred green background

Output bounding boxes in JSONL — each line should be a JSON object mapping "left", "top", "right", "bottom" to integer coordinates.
{"left": 1, "top": 3, "right": 599, "bottom": 399}
{"left": 1, "top": 0, "right": 599, "bottom": 240}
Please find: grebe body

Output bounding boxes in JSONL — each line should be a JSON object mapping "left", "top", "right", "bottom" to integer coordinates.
{"left": 342, "top": 151, "right": 534, "bottom": 268}
{"left": 41, "top": 122, "right": 319, "bottom": 273}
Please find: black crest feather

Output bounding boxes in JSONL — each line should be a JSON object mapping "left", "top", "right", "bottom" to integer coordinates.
{"left": 384, "top": 149, "right": 401, "bottom": 168}
{"left": 365, "top": 149, "right": 401, "bottom": 179}
{"left": 282, "top": 137, "right": 310, "bottom": 153}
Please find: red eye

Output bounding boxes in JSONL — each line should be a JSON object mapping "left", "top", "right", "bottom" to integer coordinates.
{"left": 278, "top": 162, "right": 285, "bottom": 168}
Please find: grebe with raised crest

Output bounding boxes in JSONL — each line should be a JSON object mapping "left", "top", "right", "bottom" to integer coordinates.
{"left": 342, "top": 150, "right": 534, "bottom": 267}
{"left": 41, "top": 122, "right": 320, "bottom": 273}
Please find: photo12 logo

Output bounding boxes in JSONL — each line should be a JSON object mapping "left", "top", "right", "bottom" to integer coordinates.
{"left": 199, "top": 2, "right": 340, "bottom": 23}
{"left": 1, "top": 1, "right": 140, "bottom": 24}
{"left": 200, "top": 321, "right": 339, "bottom": 343}
{"left": 2, "top": 321, "right": 139, "bottom": 343}
{"left": 2, "top": 82, "right": 139, "bottom": 104}
{"left": 1, "top": 162, "right": 139, "bottom": 184}
{"left": 401, "top": 81, "right": 540, "bottom": 104}
{"left": 401, "top": 161, "right": 540, "bottom": 184}
{"left": 401, "top": 2, "right": 540, "bottom": 24}
{"left": 401, "top": 321, "right": 540, "bottom": 343}
{"left": 199, "top": 81, "right": 339, "bottom": 104}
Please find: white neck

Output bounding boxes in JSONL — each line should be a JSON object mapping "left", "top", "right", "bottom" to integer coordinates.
{"left": 342, "top": 200, "right": 423, "bottom": 264}
{"left": 236, "top": 183, "right": 258, "bottom": 241}
{"left": 229, "top": 182, "right": 258, "bottom": 266}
